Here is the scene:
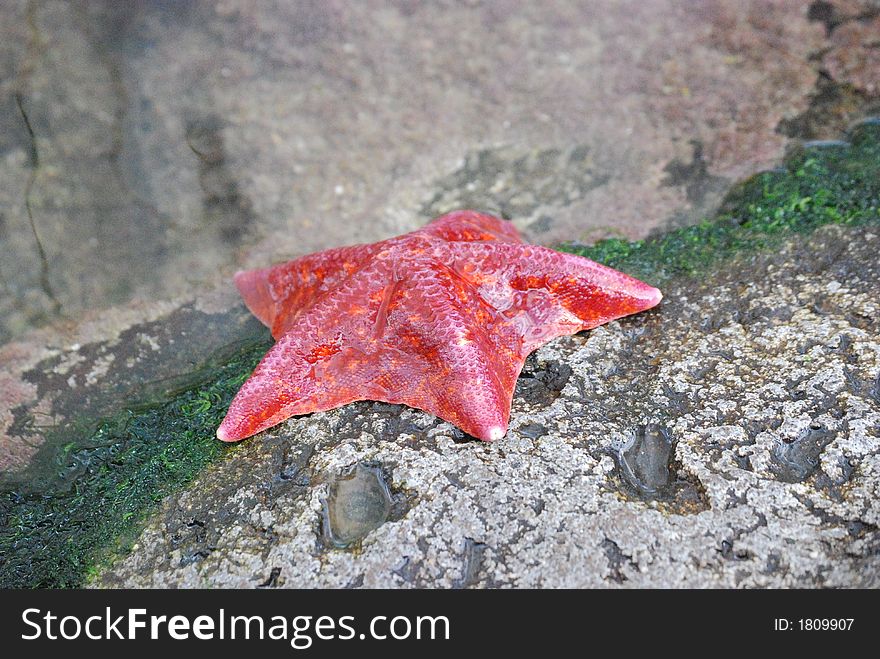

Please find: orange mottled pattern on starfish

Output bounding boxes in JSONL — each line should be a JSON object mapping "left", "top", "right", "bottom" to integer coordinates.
{"left": 217, "top": 210, "right": 662, "bottom": 443}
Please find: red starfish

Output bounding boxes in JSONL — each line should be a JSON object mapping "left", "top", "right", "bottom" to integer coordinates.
{"left": 217, "top": 211, "right": 661, "bottom": 442}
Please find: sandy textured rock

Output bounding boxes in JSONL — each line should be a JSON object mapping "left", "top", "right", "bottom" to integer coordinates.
{"left": 96, "top": 224, "right": 880, "bottom": 588}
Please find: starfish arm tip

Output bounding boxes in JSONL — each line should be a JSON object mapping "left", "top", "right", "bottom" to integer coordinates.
{"left": 216, "top": 424, "right": 233, "bottom": 442}
{"left": 487, "top": 426, "right": 506, "bottom": 441}
{"left": 648, "top": 286, "right": 663, "bottom": 307}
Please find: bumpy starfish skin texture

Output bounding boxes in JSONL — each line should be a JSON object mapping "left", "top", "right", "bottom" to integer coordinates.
{"left": 217, "top": 211, "right": 662, "bottom": 442}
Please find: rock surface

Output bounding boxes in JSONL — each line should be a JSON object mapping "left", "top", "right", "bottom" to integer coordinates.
{"left": 95, "top": 224, "right": 880, "bottom": 588}
{"left": 0, "top": 288, "right": 262, "bottom": 476}
{"left": 0, "top": 0, "right": 847, "bottom": 342}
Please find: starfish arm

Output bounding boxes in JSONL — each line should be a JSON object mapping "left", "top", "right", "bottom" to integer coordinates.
{"left": 377, "top": 261, "right": 524, "bottom": 440}
{"left": 234, "top": 242, "right": 384, "bottom": 339}
{"left": 451, "top": 242, "right": 663, "bottom": 354}
{"left": 219, "top": 257, "right": 523, "bottom": 442}
{"left": 218, "top": 260, "right": 398, "bottom": 441}
{"left": 417, "top": 210, "right": 523, "bottom": 244}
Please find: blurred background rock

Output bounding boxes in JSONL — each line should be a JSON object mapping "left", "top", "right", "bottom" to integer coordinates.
{"left": 2, "top": 0, "right": 877, "bottom": 343}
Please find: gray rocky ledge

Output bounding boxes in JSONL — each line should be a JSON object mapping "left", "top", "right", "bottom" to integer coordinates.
{"left": 95, "top": 224, "right": 880, "bottom": 588}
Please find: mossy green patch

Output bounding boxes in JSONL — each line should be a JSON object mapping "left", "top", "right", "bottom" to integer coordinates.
{"left": 0, "top": 337, "right": 271, "bottom": 588}
{"left": 559, "top": 120, "right": 880, "bottom": 282}
{"left": 1, "top": 120, "right": 878, "bottom": 589}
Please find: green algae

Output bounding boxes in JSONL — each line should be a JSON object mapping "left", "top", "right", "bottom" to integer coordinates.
{"left": 1, "top": 119, "right": 878, "bottom": 589}
{"left": 0, "top": 337, "right": 271, "bottom": 588}
{"left": 559, "top": 120, "right": 880, "bottom": 283}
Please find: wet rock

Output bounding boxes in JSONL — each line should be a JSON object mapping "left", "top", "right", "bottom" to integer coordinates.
{"left": 776, "top": 74, "right": 874, "bottom": 141}
{"left": 615, "top": 424, "right": 675, "bottom": 497}
{"left": 257, "top": 567, "right": 282, "bottom": 588}
{"left": 517, "top": 423, "right": 548, "bottom": 440}
{"left": 612, "top": 425, "right": 709, "bottom": 514}
{"left": 0, "top": 299, "right": 266, "bottom": 481}
{"left": 771, "top": 423, "right": 836, "bottom": 483}
{"left": 93, "top": 224, "right": 880, "bottom": 588}
{"left": 453, "top": 538, "right": 488, "bottom": 589}
{"left": 601, "top": 538, "right": 638, "bottom": 584}
{"left": 322, "top": 464, "right": 392, "bottom": 548}
{"left": 516, "top": 357, "right": 572, "bottom": 406}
